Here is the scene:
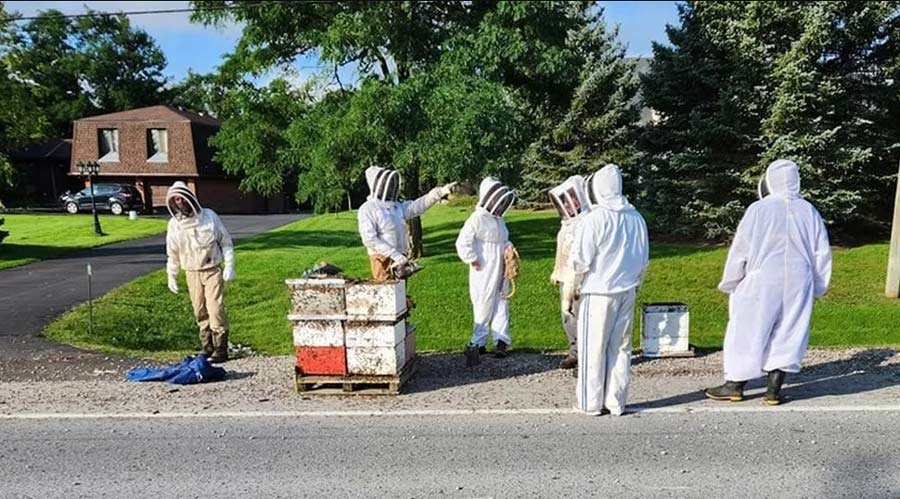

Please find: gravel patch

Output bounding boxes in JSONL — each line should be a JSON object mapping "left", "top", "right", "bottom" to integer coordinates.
{"left": 1, "top": 348, "right": 899, "bottom": 416}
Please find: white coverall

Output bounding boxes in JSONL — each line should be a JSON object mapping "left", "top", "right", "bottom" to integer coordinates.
{"left": 570, "top": 165, "right": 649, "bottom": 415}
{"left": 719, "top": 159, "right": 832, "bottom": 381}
{"left": 165, "top": 181, "right": 235, "bottom": 359}
{"left": 549, "top": 175, "right": 591, "bottom": 358}
{"left": 455, "top": 178, "right": 516, "bottom": 348}
{"left": 357, "top": 166, "right": 451, "bottom": 280}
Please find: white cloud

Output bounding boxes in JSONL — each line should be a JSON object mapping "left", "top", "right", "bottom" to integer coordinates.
{"left": 6, "top": 1, "right": 241, "bottom": 37}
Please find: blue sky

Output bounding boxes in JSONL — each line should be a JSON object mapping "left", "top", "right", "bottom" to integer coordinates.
{"left": 7, "top": 1, "right": 680, "bottom": 85}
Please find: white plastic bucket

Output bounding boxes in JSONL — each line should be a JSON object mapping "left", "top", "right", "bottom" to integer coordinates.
{"left": 128, "top": 210, "right": 138, "bottom": 220}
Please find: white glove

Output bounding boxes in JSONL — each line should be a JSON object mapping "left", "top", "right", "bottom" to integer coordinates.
{"left": 166, "top": 257, "right": 180, "bottom": 294}
{"left": 222, "top": 246, "right": 235, "bottom": 282}
{"left": 437, "top": 182, "right": 458, "bottom": 199}
{"left": 391, "top": 254, "right": 408, "bottom": 268}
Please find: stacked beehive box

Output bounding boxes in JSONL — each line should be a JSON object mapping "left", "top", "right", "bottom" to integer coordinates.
{"left": 287, "top": 277, "right": 416, "bottom": 393}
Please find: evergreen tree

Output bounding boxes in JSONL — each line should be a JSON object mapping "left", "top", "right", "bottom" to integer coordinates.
{"left": 517, "top": 8, "right": 640, "bottom": 204}
{"left": 642, "top": 1, "right": 900, "bottom": 239}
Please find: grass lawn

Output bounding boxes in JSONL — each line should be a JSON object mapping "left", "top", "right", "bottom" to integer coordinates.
{"left": 45, "top": 205, "right": 899, "bottom": 359}
{"left": 0, "top": 214, "right": 168, "bottom": 270}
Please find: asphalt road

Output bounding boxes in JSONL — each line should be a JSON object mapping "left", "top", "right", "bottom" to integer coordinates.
{"left": 1, "top": 411, "right": 898, "bottom": 499}
{"left": 0, "top": 214, "right": 304, "bottom": 379}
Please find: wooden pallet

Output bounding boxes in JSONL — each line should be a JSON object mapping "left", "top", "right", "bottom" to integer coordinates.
{"left": 295, "top": 356, "right": 418, "bottom": 396}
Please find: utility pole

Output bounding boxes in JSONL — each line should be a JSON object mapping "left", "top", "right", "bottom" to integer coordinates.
{"left": 886, "top": 158, "right": 900, "bottom": 297}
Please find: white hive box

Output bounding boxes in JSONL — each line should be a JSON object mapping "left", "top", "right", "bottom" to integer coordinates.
{"left": 345, "top": 281, "right": 407, "bottom": 321}
{"left": 285, "top": 278, "right": 347, "bottom": 320}
{"left": 292, "top": 320, "right": 344, "bottom": 347}
{"left": 641, "top": 303, "right": 693, "bottom": 358}
{"left": 345, "top": 320, "right": 406, "bottom": 348}
{"left": 347, "top": 342, "right": 406, "bottom": 376}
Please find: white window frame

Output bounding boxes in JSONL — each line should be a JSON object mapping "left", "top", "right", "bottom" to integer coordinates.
{"left": 147, "top": 128, "right": 168, "bottom": 163}
{"left": 98, "top": 128, "right": 119, "bottom": 162}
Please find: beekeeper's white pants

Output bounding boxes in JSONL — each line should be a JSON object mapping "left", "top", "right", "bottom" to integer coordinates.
{"left": 470, "top": 295, "right": 511, "bottom": 347}
{"left": 576, "top": 290, "right": 636, "bottom": 416}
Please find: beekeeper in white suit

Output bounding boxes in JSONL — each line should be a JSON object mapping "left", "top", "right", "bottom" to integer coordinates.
{"left": 357, "top": 166, "right": 456, "bottom": 281}
{"left": 549, "top": 175, "right": 591, "bottom": 370}
{"left": 456, "top": 177, "right": 516, "bottom": 364}
{"left": 705, "top": 159, "right": 832, "bottom": 405}
{"left": 165, "top": 181, "right": 235, "bottom": 363}
{"left": 569, "top": 164, "right": 648, "bottom": 416}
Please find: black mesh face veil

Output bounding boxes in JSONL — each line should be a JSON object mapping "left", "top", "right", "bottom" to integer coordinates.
{"left": 549, "top": 191, "right": 566, "bottom": 218}
{"left": 490, "top": 190, "right": 515, "bottom": 216}
{"left": 166, "top": 187, "right": 200, "bottom": 219}
{"left": 758, "top": 173, "right": 771, "bottom": 200}
{"left": 586, "top": 172, "right": 599, "bottom": 206}
{"left": 373, "top": 168, "right": 401, "bottom": 202}
{"left": 384, "top": 171, "right": 400, "bottom": 202}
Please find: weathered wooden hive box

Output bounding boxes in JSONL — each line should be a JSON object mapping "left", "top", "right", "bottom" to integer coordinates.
{"left": 640, "top": 302, "right": 693, "bottom": 358}
{"left": 345, "top": 281, "right": 407, "bottom": 321}
{"left": 286, "top": 277, "right": 416, "bottom": 390}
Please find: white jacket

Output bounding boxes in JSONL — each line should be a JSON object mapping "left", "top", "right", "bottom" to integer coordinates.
{"left": 571, "top": 164, "right": 649, "bottom": 295}
{"left": 165, "top": 182, "right": 234, "bottom": 272}
{"left": 357, "top": 166, "right": 444, "bottom": 261}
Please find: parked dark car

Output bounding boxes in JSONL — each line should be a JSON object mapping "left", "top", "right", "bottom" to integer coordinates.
{"left": 60, "top": 183, "right": 143, "bottom": 215}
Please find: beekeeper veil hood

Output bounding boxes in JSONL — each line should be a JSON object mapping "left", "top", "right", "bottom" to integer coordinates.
{"left": 586, "top": 164, "right": 633, "bottom": 211}
{"left": 478, "top": 177, "right": 515, "bottom": 217}
{"left": 365, "top": 166, "right": 401, "bottom": 202}
{"left": 166, "top": 181, "right": 201, "bottom": 220}
{"left": 758, "top": 159, "right": 801, "bottom": 199}
{"left": 549, "top": 175, "right": 590, "bottom": 220}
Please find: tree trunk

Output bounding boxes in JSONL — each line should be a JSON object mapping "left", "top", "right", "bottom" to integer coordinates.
{"left": 405, "top": 165, "right": 424, "bottom": 259}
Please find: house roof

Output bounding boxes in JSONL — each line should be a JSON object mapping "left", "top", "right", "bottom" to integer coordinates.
{"left": 75, "top": 105, "right": 219, "bottom": 127}
{"left": 9, "top": 139, "right": 72, "bottom": 161}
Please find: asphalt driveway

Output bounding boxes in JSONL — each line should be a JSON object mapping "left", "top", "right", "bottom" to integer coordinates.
{"left": 0, "top": 214, "right": 305, "bottom": 380}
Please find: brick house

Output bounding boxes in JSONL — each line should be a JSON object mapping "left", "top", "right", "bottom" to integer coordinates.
{"left": 69, "top": 105, "right": 286, "bottom": 214}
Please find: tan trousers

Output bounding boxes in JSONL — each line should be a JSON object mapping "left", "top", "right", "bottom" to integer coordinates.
{"left": 186, "top": 267, "right": 229, "bottom": 357}
{"left": 369, "top": 254, "right": 394, "bottom": 282}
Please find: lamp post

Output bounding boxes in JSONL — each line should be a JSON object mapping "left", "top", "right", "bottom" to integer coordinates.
{"left": 77, "top": 161, "right": 104, "bottom": 236}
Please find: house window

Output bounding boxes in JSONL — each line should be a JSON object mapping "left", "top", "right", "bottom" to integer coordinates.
{"left": 147, "top": 128, "right": 168, "bottom": 162}
{"left": 98, "top": 129, "right": 119, "bottom": 162}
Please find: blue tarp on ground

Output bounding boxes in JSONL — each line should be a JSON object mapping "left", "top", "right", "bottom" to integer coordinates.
{"left": 126, "top": 355, "right": 227, "bottom": 385}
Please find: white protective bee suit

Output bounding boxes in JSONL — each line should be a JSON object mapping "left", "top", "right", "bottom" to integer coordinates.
{"left": 165, "top": 181, "right": 235, "bottom": 360}
{"left": 570, "top": 165, "right": 649, "bottom": 415}
{"left": 719, "top": 159, "right": 832, "bottom": 381}
{"left": 455, "top": 178, "right": 516, "bottom": 348}
{"left": 549, "top": 176, "right": 591, "bottom": 359}
{"left": 357, "top": 166, "right": 454, "bottom": 281}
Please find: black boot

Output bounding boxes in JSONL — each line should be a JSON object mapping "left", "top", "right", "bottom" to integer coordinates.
{"left": 765, "top": 370, "right": 786, "bottom": 406}
{"left": 494, "top": 341, "right": 509, "bottom": 359}
{"left": 704, "top": 380, "right": 746, "bottom": 402}
{"left": 465, "top": 344, "right": 481, "bottom": 367}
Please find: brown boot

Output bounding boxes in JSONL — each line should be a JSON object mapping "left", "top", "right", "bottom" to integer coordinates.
{"left": 209, "top": 330, "right": 229, "bottom": 363}
{"left": 559, "top": 355, "right": 578, "bottom": 370}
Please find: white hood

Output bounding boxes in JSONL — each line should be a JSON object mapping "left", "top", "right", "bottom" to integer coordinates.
{"left": 365, "top": 166, "right": 401, "bottom": 202}
{"left": 549, "top": 175, "right": 591, "bottom": 220}
{"left": 166, "top": 181, "right": 202, "bottom": 220}
{"left": 586, "top": 164, "right": 634, "bottom": 212}
{"left": 759, "top": 159, "right": 801, "bottom": 199}
{"left": 478, "top": 177, "right": 515, "bottom": 217}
